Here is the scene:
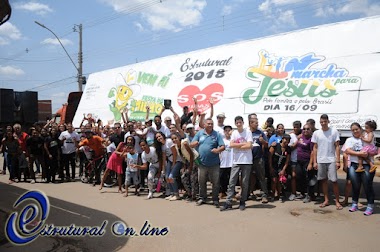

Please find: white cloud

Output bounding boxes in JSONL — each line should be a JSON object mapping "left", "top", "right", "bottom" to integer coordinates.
{"left": 0, "top": 65, "right": 25, "bottom": 76}
{"left": 278, "top": 9, "right": 296, "bottom": 27}
{"left": 315, "top": 0, "right": 380, "bottom": 18}
{"left": 258, "top": 0, "right": 299, "bottom": 30}
{"left": 259, "top": 0, "right": 305, "bottom": 11}
{"left": 259, "top": 0, "right": 270, "bottom": 12}
{"left": 14, "top": 1, "right": 53, "bottom": 15}
{"left": 221, "top": 5, "right": 233, "bottom": 16}
{"left": 133, "top": 21, "right": 145, "bottom": 32}
{"left": 315, "top": 6, "right": 335, "bottom": 17}
{"left": 41, "top": 38, "right": 73, "bottom": 46}
{"left": 0, "top": 22, "right": 22, "bottom": 45}
{"left": 101, "top": 0, "right": 207, "bottom": 31}
{"left": 271, "top": 0, "right": 305, "bottom": 5}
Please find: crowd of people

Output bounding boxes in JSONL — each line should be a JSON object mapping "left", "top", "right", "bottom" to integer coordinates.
{"left": 1, "top": 98, "right": 378, "bottom": 216}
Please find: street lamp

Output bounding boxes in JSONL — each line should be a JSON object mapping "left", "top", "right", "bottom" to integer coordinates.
{"left": 35, "top": 21, "right": 83, "bottom": 92}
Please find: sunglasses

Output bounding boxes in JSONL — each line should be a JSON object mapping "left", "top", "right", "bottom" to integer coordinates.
{"left": 303, "top": 128, "right": 311, "bottom": 130}
{"left": 115, "top": 126, "right": 121, "bottom": 129}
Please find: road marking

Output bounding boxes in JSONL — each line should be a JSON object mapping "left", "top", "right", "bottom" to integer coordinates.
{"left": 10, "top": 191, "right": 91, "bottom": 219}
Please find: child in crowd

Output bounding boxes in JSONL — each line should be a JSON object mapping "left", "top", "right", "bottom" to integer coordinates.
{"left": 219, "top": 125, "right": 233, "bottom": 199}
{"left": 269, "top": 134, "right": 291, "bottom": 202}
{"left": 124, "top": 137, "right": 140, "bottom": 197}
{"left": 356, "top": 120, "right": 377, "bottom": 173}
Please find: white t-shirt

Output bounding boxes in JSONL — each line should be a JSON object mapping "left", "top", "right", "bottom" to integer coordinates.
{"left": 142, "top": 147, "right": 159, "bottom": 168}
{"left": 231, "top": 128, "right": 253, "bottom": 164}
{"left": 59, "top": 131, "right": 80, "bottom": 154}
{"left": 143, "top": 127, "right": 156, "bottom": 146}
{"left": 311, "top": 127, "right": 340, "bottom": 163}
{"left": 162, "top": 138, "right": 183, "bottom": 163}
{"left": 215, "top": 124, "right": 225, "bottom": 138}
{"left": 153, "top": 124, "right": 170, "bottom": 138}
{"left": 220, "top": 138, "right": 233, "bottom": 168}
{"left": 344, "top": 137, "right": 373, "bottom": 164}
{"left": 289, "top": 133, "right": 298, "bottom": 162}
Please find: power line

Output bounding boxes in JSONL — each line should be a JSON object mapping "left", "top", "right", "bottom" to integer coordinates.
{"left": 25, "top": 76, "right": 76, "bottom": 91}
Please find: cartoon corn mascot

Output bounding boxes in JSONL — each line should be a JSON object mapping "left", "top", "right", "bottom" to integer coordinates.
{"left": 108, "top": 70, "right": 140, "bottom": 122}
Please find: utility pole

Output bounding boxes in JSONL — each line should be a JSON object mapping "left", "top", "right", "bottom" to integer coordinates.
{"left": 77, "top": 24, "right": 83, "bottom": 92}
{"left": 36, "top": 21, "right": 85, "bottom": 92}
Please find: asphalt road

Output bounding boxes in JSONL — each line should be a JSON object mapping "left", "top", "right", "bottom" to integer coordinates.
{"left": 0, "top": 164, "right": 379, "bottom": 252}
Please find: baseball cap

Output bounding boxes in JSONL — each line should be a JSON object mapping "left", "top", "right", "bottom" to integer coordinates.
{"left": 186, "top": 123, "right": 195, "bottom": 129}
{"left": 164, "top": 116, "right": 172, "bottom": 121}
{"left": 217, "top": 113, "right": 226, "bottom": 118}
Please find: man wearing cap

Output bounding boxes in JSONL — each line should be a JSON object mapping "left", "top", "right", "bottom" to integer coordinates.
{"left": 215, "top": 113, "right": 226, "bottom": 138}
{"left": 185, "top": 123, "right": 196, "bottom": 142}
{"left": 191, "top": 118, "right": 225, "bottom": 207}
{"left": 183, "top": 122, "right": 199, "bottom": 201}
{"left": 164, "top": 116, "right": 172, "bottom": 129}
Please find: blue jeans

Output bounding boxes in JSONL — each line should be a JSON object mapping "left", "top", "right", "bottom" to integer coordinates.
{"left": 348, "top": 163, "right": 375, "bottom": 205}
{"left": 166, "top": 161, "right": 183, "bottom": 194}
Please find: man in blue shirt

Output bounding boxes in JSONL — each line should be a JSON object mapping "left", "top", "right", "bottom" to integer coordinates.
{"left": 249, "top": 117, "right": 269, "bottom": 203}
{"left": 191, "top": 118, "right": 225, "bottom": 207}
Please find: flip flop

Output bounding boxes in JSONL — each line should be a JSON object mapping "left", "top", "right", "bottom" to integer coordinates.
{"left": 320, "top": 203, "right": 329, "bottom": 208}
{"left": 336, "top": 205, "right": 343, "bottom": 210}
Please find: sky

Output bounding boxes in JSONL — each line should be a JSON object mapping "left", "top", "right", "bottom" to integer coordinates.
{"left": 1, "top": 0, "right": 380, "bottom": 112}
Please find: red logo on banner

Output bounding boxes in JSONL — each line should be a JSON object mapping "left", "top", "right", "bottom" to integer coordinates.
{"left": 177, "top": 83, "right": 224, "bottom": 113}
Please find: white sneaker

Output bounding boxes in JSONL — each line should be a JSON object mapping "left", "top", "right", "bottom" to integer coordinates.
{"left": 30, "top": 179, "right": 36, "bottom": 184}
{"left": 169, "top": 195, "right": 180, "bottom": 201}
{"left": 147, "top": 192, "right": 153, "bottom": 199}
{"left": 165, "top": 195, "right": 173, "bottom": 200}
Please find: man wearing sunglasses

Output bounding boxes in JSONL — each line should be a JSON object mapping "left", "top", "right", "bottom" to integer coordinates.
{"left": 109, "top": 122, "right": 125, "bottom": 149}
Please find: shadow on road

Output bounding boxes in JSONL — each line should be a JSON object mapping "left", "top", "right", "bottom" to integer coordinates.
{"left": 0, "top": 182, "right": 129, "bottom": 252}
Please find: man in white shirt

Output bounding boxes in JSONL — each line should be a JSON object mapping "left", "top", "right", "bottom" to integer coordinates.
{"left": 59, "top": 123, "right": 80, "bottom": 181}
{"left": 153, "top": 115, "right": 170, "bottom": 138}
{"left": 215, "top": 113, "right": 226, "bottom": 138}
{"left": 311, "top": 114, "right": 343, "bottom": 210}
{"left": 221, "top": 116, "right": 253, "bottom": 211}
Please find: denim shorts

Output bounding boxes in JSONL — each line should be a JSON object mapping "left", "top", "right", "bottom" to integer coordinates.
{"left": 125, "top": 171, "right": 139, "bottom": 186}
